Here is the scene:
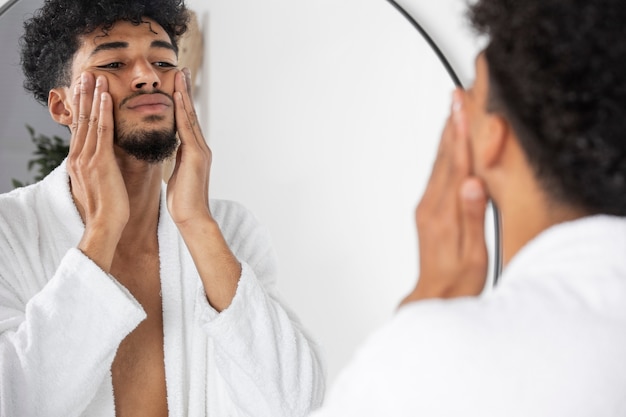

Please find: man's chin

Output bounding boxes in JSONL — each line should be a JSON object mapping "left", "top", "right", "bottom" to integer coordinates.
{"left": 116, "top": 128, "right": 178, "bottom": 164}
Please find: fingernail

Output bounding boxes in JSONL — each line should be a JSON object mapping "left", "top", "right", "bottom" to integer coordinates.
{"left": 452, "top": 92, "right": 465, "bottom": 129}
{"left": 81, "top": 73, "right": 88, "bottom": 83}
{"left": 95, "top": 76, "right": 102, "bottom": 87}
{"left": 452, "top": 90, "right": 462, "bottom": 113}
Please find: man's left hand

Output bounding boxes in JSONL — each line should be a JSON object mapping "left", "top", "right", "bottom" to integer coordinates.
{"left": 401, "top": 89, "right": 489, "bottom": 305}
{"left": 166, "top": 68, "right": 241, "bottom": 312}
{"left": 166, "top": 68, "right": 213, "bottom": 227}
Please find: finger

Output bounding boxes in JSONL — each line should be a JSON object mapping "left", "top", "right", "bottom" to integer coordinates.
{"left": 68, "top": 82, "right": 83, "bottom": 158}
{"left": 75, "top": 73, "right": 96, "bottom": 153}
{"left": 423, "top": 112, "right": 452, "bottom": 205}
{"left": 183, "top": 67, "right": 193, "bottom": 98}
{"left": 95, "top": 89, "right": 114, "bottom": 154}
{"left": 452, "top": 89, "right": 468, "bottom": 141}
{"left": 419, "top": 92, "right": 460, "bottom": 209}
{"left": 173, "top": 89, "right": 195, "bottom": 150}
{"left": 173, "top": 86, "right": 209, "bottom": 180}
{"left": 436, "top": 90, "right": 472, "bottom": 220}
{"left": 459, "top": 178, "right": 488, "bottom": 262}
{"left": 451, "top": 89, "right": 471, "bottom": 180}
{"left": 175, "top": 69, "right": 205, "bottom": 143}
{"left": 93, "top": 76, "right": 112, "bottom": 151}
{"left": 435, "top": 89, "right": 466, "bottom": 178}
{"left": 83, "top": 75, "right": 105, "bottom": 155}
{"left": 437, "top": 88, "right": 465, "bottom": 162}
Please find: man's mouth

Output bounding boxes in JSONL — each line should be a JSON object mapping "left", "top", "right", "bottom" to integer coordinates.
{"left": 124, "top": 94, "right": 173, "bottom": 114}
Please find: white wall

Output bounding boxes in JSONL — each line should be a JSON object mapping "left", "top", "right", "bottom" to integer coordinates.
{"left": 187, "top": 0, "right": 484, "bottom": 385}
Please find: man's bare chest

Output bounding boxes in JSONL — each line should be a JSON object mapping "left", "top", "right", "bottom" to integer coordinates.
{"left": 110, "top": 251, "right": 169, "bottom": 416}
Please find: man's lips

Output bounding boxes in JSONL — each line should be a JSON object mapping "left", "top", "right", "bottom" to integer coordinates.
{"left": 124, "top": 94, "right": 173, "bottom": 111}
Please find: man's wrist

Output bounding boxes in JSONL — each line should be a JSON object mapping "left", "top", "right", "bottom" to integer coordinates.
{"left": 78, "top": 224, "right": 124, "bottom": 272}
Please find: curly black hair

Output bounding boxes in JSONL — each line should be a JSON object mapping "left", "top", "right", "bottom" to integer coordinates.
{"left": 20, "top": 0, "right": 189, "bottom": 106}
{"left": 468, "top": 0, "right": 626, "bottom": 216}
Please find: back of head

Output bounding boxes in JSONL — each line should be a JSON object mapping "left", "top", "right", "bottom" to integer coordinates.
{"left": 468, "top": 0, "right": 626, "bottom": 216}
{"left": 20, "top": 0, "right": 189, "bottom": 106}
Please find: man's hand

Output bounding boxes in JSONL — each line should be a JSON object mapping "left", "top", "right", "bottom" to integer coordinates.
{"left": 167, "top": 68, "right": 241, "bottom": 312}
{"left": 166, "top": 68, "right": 212, "bottom": 226}
{"left": 401, "top": 90, "right": 489, "bottom": 305}
{"left": 68, "top": 72, "right": 129, "bottom": 272}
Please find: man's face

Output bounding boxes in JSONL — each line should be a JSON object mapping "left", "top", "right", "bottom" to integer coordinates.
{"left": 68, "top": 18, "right": 179, "bottom": 162}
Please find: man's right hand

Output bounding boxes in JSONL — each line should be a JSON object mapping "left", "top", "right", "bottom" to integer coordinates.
{"left": 67, "top": 72, "right": 129, "bottom": 272}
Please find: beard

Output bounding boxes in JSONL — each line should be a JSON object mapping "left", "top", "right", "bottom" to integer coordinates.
{"left": 115, "top": 116, "right": 178, "bottom": 163}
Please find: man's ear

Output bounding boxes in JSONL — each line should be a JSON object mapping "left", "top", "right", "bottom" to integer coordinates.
{"left": 481, "top": 114, "right": 509, "bottom": 169}
{"left": 48, "top": 88, "right": 73, "bottom": 127}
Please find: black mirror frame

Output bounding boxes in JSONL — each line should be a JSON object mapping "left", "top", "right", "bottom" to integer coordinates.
{"left": 386, "top": 0, "right": 503, "bottom": 285}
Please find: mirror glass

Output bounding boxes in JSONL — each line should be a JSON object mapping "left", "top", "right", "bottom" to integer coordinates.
{"left": 199, "top": 0, "right": 493, "bottom": 384}
{"left": 0, "top": 0, "right": 495, "bottom": 385}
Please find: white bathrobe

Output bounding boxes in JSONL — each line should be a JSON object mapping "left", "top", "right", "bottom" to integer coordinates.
{"left": 0, "top": 162, "right": 325, "bottom": 417}
{"left": 311, "top": 215, "right": 626, "bottom": 417}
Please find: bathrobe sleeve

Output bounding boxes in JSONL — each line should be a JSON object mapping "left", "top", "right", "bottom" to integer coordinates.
{"left": 0, "top": 226, "right": 146, "bottom": 416}
{"left": 196, "top": 200, "right": 326, "bottom": 417}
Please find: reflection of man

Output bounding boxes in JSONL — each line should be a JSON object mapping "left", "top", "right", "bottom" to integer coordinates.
{"left": 311, "top": 0, "right": 626, "bottom": 415}
{"left": 0, "top": 0, "right": 324, "bottom": 415}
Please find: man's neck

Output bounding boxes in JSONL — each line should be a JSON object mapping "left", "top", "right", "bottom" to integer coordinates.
{"left": 499, "top": 188, "right": 586, "bottom": 267}
{"left": 72, "top": 155, "right": 164, "bottom": 252}
{"left": 118, "top": 157, "right": 163, "bottom": 251}
{"left": 487, "top": 135, "right": 588, "bottom": 268}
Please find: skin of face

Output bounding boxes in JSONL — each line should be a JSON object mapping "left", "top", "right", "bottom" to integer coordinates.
{"left": 63, "top": 18, "right": 180, "bottom": 153}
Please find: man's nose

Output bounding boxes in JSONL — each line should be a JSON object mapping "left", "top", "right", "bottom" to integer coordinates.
{"left": 132, "top": 61, "right": 160, "bottom": 90}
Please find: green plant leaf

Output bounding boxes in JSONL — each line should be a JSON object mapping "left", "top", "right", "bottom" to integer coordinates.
{"left": 11, "top": 179, "right": 26, "bottom": 188}
{"left": 12, "top": 125, "right": 69, "bottom": 189}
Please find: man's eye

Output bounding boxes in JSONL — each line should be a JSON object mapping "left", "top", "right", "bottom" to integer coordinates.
{"left": 155, "top": 62, "right": 176, "bottom": 68}
{"left": 98, "top": 62, "right": 123, "bottom": 69}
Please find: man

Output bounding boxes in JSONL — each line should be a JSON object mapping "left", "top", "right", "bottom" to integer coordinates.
{"left": 0, "top": 0, "right": 324, "bottom": 416}
{"left": 310, "top": 0, "right": 626, "bottom": 415}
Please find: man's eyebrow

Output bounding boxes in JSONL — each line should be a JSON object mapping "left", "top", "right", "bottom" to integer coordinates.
{"left": 89, "top": 40, "right": 176, "bottom": 57}
{"left": 151, "top": 40, "right": 176, "bottom": 53}
{"left": 90, "top": 41, "right": 129, "bottom": 57}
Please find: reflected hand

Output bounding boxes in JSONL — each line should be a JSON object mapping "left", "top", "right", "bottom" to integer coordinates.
{"left": 401, "top": 89, "right": 489, "bottom": 304}
{"left": 68, "top": 72, "right": 129, "bottom": 271}
{"left": 166, "top": 68, "right": 213, "bottom": 227}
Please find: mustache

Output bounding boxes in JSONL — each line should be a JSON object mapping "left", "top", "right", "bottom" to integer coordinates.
{"left": 118, "top": 90, "right": 174, "bottom": 110}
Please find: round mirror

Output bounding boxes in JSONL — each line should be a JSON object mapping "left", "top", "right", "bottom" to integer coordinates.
{"left": 0, "top": 0, "right": 497, "bottom": 386}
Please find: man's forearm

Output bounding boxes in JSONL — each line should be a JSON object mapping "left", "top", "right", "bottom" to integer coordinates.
{"left": 178, "top": 215, "right": 242, "bottom": 312}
